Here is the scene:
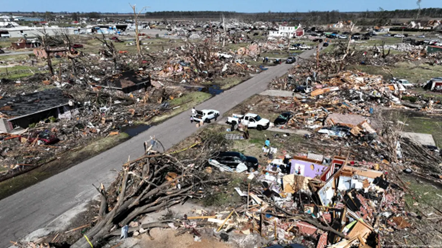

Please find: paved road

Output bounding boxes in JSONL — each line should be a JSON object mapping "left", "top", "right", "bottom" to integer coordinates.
{"left": 0, "top": 48, "right": 316, "bottom": 246}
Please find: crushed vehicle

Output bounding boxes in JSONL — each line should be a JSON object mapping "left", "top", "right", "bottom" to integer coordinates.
{"left": 208, "top": 151, "right": 258, "bottom": 172}
{"left": 423, "top": 77, "right": 442, "bottom": 91}
{"left": 274, "top": 112, "right": 294, "bottom": 126}
{"left": 190, "top": 109, "right": 220, "bottom": 123}
{"left": 226, "top": 113, "right": 270, "bottom": 130}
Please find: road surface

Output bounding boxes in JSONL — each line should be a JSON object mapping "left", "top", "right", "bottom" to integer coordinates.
{"left": 0, "top": 48, "right": 316, "bottom": 246}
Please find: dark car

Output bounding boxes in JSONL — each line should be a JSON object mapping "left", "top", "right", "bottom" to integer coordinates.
{"left": 0, "top": 49, "right": 4, "bottom": 54}
{"left": 274, "top": 112, "right": 294, "bottom": 125}
{"left": 110, "top": 36, "right": 124, "bottom": 42}
{"left": 212, "top": 152, "right": 259, "bottom": 171}
{"left": 72, "top": 44, "right": 83, "bottom": 48}
{"left": 273, "top": 59, "right": 282, "bottom": 65}
{"left": 286, "top": 57, "right": 296, "bottom": 64}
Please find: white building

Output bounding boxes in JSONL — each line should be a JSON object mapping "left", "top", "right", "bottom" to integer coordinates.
{"left": 269, "top": 25, "right": 303, "bottom": 38}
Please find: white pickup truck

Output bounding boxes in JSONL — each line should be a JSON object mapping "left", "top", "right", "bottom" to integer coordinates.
{"left": 226, "top": 113, "right": 270, "bottom": 130}
{"left": 191, "top": 109, "right": 220, "bottom": 123}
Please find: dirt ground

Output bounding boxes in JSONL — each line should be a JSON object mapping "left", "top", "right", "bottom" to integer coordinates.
{"left": 137, "top": 228, "right": 232, "bottom": 248}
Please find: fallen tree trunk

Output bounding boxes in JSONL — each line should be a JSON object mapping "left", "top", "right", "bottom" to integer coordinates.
{"left": 72, "top": 133, "right": 231, "bottom": 247}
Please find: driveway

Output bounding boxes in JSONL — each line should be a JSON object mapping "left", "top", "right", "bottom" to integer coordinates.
{"left": 0, "top": 48, "right": 317, "bottom": 246}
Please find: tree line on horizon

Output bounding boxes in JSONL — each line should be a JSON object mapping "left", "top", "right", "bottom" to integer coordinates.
{"left": 3, "top": 8, "right": 442, "bottom": 26}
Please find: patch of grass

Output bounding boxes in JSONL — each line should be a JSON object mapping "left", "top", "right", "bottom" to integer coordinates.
{"left": 403, "top": 116, "right": 442, "bottom": 147}
{"left": 0, "top": 132, "right": 129, "bottom": 200}
{"left": 202, "top": 174, "right": 245, "bottom": 207}
{"left": 349, "top": 62, "right": 442, "bottom": 85}
{"left": 0, "top": 54, "right": 32, "bottom": 61}
{"left": 0, "top": 65, "right": 38, "bottom": 79}
{"left": 224, "top": 43, "right": 247, "bottom": 51}
{"left": 217, "top": 76, "right": 249, "bottom": 90}
{"left": 386, "top": 110, "right": 442, "bottom": 147}
{"left": 360, "top": 37, "right": 400, "bottom": 47}
{"left": 410, "top": 87, "right": 442, "bottom": 102}
{"left": 150, "top": 92, "right": 211, "bottom": 123}
{"left": 403, "top": 174, "right": 442, "bottom": 213}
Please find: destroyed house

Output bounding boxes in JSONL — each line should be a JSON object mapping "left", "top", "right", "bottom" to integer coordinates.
{"left": 0, "top": 89, "right": 73, "bottom": 133}
{"left": 101, "top": 71, "right": 151, "bottom": 93}
{"left": 11, "top": 38, "right": 41, "bottom": 49}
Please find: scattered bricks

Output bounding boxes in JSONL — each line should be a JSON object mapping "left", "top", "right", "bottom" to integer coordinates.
{"left": 295, "top": 221, "right": 318, "bottom": 237}
{"left": 316, "top": 232, "right": 328, "bottom": 248}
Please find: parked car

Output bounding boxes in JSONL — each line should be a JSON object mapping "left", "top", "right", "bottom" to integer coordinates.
{"left": 391, "top": 78, "right": 414, "bottom": 88}
{"left": 190, "top": 109, "right": 220, "bottom": 123}
{"left": 337, "top": 34, "right": 347, "bottom": 39}
{"left": 208, "top": 151, "right": 259, "bottom": 172}
{"left": 26, "top": 131, "right": 59, "bottom": 145}
{"left": 72, "top": 44, "right": 83, "bottom": 48}
{"left": 226, "top": 113, "right": 270, "bottom": 130}
{"left": 0, "top": 49, "right": 4, "bottom": 54}
{"left": 289, "top": 44, "right": 301, "bottom": 50}
{"left": 274, "top": 112, "right": 294, "bottom": 125}
{"left": 299, "top": 44, "right": 312, "bottom": 50}
{"left": 351, "top": 33, "right": 361, "bottom": 40}
{"left": 286, "top": 57, "right": 296, "bottom": 64}
{"left": 394, "top": 34, "right": 405, "bottom": 38}
{"left": 417, "top": 35, "right": 425, "bottom": 38}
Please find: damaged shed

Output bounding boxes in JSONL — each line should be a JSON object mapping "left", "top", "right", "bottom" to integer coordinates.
{"left": 0, "top": 89, "right": 73, "bottom": 133}
{"left": 100, "top": 70, "right": 151, "bottom": 93}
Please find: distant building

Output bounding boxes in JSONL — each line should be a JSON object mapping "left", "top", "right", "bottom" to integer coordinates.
{"left": 11, "top": 38, "right": 41, "bottom": 49}
{"left": 269, "top": 25, "right": 303, "bottom": 38}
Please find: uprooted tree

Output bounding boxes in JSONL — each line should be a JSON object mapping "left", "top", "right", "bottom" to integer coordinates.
{"left": 71, "top": 131, "right": 231, "bottom": 248}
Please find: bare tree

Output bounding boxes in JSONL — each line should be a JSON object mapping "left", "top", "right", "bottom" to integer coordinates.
{"left": 130, "top": 4, "right": 147, "bottom": 58}
{"left": 37, "top": 29, "right": 56, "bottom": 76}
{"left": 95, "top": 33, "right": 119, "bottom": 71}
{"left": 71, "top": 132, "right": 231, "bottom": 248}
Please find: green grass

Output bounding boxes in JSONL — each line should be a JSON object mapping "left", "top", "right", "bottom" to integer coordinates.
{"left": 0, "top": 54, "right": 33, "bottom": 61}
{"left": 150, "top": 91, "right": 211, "bottom": 123}
{"left": 224, "top": 43, "right": 248, "bottom": 51}
{"left": 359, "top": 37, "right": 400, "bottom": 47}
{"left": 349, "top": 62, "right": 442, "bottom": 85}
{"left": 403, "top": 116, "right": 442, "bottom": 147}
{"left": 216, "top": 76, "right": 249, "bottom": 90}
{"left": 202, "top": 174, "right": 245, "bottom": 207}
{"left": 403, "top": 174, "right": 442, "bottom": 216}
{"left": 386, "top": 110, "right": 442, "bottom": 147}
{"left": 0, "top": 65, "right": 37, "bottom": 79}
{"left": 0, "top": 132, "right": 129, "bottom": 200}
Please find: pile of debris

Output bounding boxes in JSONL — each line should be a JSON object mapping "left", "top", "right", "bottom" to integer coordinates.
{"left": 17, "top": 141, "right": 442, "bottom": 248}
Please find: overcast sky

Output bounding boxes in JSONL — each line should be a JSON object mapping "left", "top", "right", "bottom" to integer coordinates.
{"left": 2, "top": 0, "right": 442, "bottom": 13}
